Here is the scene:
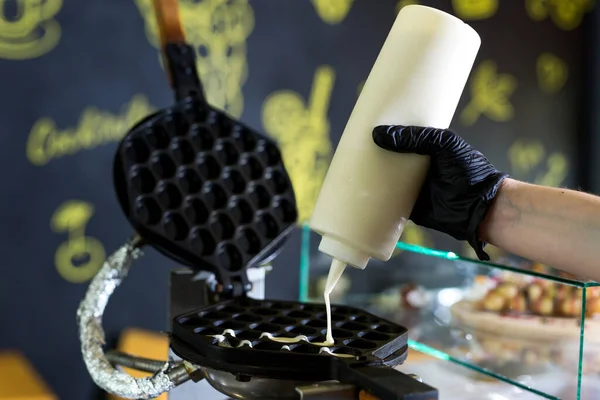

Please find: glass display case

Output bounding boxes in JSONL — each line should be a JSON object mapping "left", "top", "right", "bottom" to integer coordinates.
{"left": 300, "top": 225, "right": 600, "bottom": 400}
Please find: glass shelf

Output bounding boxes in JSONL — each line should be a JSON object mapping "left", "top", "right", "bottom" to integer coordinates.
{"left": 400, "top": 345, "right": 558, "bottom": 400}
{"left": 394, "top": 241, "right": 600, "bottom": 288}
{"left": 299, "top": 225, "right": 600, "bottom": 400}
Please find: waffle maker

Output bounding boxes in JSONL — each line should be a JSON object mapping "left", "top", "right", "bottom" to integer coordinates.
{"left": 77, "top": 1, "right": 439, "bottom": 399}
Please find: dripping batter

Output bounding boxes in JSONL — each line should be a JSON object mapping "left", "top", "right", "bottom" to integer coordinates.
{"left": 322, "top": 258, "right": 347, "bottom": 345}
{"left": 208, "top": 329, "right": 355, "bottom": 358}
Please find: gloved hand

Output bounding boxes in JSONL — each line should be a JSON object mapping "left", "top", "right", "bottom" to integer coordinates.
{"left": 372, "top": 125, "right": 509, "bottom": 261}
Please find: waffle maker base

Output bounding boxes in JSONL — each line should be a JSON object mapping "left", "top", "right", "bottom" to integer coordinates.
{"left": 170, "top": 297, "right": 439, "bottom": 400}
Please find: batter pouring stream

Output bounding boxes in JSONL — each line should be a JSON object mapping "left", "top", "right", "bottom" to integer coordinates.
{"left": 322, "top": 258, "right": 347, "bottom": 345}
{"left": 263, "top": 258, "right": 346, "bottom": 347}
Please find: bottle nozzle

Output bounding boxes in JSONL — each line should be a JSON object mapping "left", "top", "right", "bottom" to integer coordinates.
{"left": 325, "top": 259, "right": 347, "bottom": 295}
{"left": 319, "top": 236, "right": 370, "bottom": 269}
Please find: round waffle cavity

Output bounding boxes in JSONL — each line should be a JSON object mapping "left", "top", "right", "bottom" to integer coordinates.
{"left": 171, "top": 298, "right": 408, "bottom": 381}
{"left": 113, "top": 96, "right": 298, "bottom": 285}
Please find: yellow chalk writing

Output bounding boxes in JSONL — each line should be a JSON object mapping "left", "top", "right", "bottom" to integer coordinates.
{"left": 451, "top": 0, "right": 498, "bottom": 20}
{"left": 312, "top": 0, "right": 354, "bottom": 24}
{"left": 525, "top": 0, "right": 595, "bottom": 31}
{"left": 51, "top": 200, "right": 106, "bottom": 283}
{"left": 134, "top": 0, "right": 254, "bottom": 118}
{"left": 26, "top": 94, "right": 154, "bottom": 166}
{"left": 460, "top": 60, "right": 517, "bottom": 126}
{"left": 536, "top": 153, "right": 569, "bottom": 187}
{"left": 537, "top": 52, "right": 569, "bottom": 94}
{"left": 508, "top": 138, "right": 568, "bottom": 187}
{"left": 0, "top": 0, "right": 62, "bottom": 59}
{"left": 262, "top": 66, "right": 335, "bottom": 223}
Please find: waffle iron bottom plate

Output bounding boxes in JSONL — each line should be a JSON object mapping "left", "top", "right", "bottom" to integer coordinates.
{"left": 171, "top": 297, "right": 409, "bottom": 381}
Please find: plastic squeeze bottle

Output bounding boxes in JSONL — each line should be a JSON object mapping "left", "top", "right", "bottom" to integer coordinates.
{"left": 310, "top": 5, "right": 481, "bottom": 276}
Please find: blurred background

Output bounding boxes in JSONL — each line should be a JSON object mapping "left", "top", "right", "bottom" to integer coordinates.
{"left": 0, "top": 0, "right": 597, "bottom": 398}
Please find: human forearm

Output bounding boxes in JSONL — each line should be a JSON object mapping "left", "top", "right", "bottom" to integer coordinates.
{"left": 371, "top": 125, "right": 600, "bottom": 275}
{"left": 480, "top": 178, "right": 600, "bottom": 281}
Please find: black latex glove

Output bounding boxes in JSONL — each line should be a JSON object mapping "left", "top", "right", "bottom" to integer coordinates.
{"left": 372, "top": 125, "right": 509, "bottom": 261}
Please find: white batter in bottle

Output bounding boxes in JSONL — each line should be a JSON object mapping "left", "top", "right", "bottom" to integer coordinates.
{"left": 309, "top": 5, "right": 481, "bottom": 344}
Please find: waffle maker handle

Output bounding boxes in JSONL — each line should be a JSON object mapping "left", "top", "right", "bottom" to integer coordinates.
{"left": 337, "top": 363, "right": 438, "bottom": 400}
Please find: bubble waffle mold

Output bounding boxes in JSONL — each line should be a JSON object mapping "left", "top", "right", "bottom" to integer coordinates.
{"left": 113, "top": 94, "right": 298, "bottom": 290}
{"left": 171, "top": 298, "right": 408, "bottom": 381}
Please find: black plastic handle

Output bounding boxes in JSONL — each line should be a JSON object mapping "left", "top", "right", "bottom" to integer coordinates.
{"left": 336, "top": 363, "right": 438, "bottom": 400}
{"left": 165, "top": 43, "right": 206, "bottom": 102}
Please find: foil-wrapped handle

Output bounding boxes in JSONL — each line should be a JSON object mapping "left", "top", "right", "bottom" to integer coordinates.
{"left": 76, "top": 237, "right": 184, "bottom": 399}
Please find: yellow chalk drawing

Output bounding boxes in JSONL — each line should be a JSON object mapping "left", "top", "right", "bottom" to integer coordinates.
{"left": 0, "top": 0, "right": 62, "bottom": 59}
{"left": 460, "top": 60, "right": 517, "bottom": 127}
{"left": 509, "top": 139, "right": 545, "bottom": 179}
{"left": 134, "top": 0, "right": 254, "bottom": 118}
{"left": 537, "top": 52, "right": 569, "bottom": 94}
{"left": 51, "top": 200, "right": 106, "bottom": 283}
{"left": 26, "top": 94, "right": 154, "bottom": 166}
{"left": 312, "top": 0, "right": 354, "bottom": 24}
{"left": 400, "top": 0, "right": 498, "bottom": 19}
{"left": 452, "top": 0, "right": 498, "bottom": 20}
{"left": 262, "top": 66, "right": 335, "bottom": 223}
{"left": 537, "top": 153, "right": 569, "bottom": 187}
{"left": 508, "top": 138, "right": 568, "bottom": 188}
{"left": 397, "top": 0, "right": 419, "bottom": 13}
{"left": 525, "top": 0, "right": 595, "bottom": 31}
